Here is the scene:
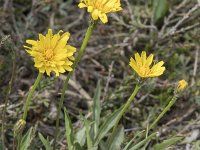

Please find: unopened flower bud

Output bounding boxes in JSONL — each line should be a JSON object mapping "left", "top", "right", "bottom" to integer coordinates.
{"left": 177, "top": 80, "right": 188, "bottom": 91}
{"left": 14, "top": 119, "right": 26, "bottom": 137}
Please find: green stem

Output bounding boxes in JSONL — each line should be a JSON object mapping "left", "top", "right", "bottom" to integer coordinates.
{"left": 130, "top": 132, "right": 158, "bottom": 150}
{"left": 22, "top": 72, "right": 43, "bottom": 120}
{"left": 108, "top": 84, "right": 141, "bottom": 148}
{"left": 135, "top": 94, "right": 178, "bottom": 145}
{"left": 16, "top": 72, "right": 42, "bottom": 149}
{"left": 1, "top": 52, "right": 16, "bottom": 149}
{"left": 53, "top": 20, "right": 97, "bottom": 149}
{"left": 148, "top": 95, "right": 178, "bottom": 130}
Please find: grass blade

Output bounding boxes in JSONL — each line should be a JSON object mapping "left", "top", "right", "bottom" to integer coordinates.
{"left": 129, "top": 132, "right": 158, "bottom": 150}
{"left": 93, "top": 80, "right": 101, "bottom": 138}
{"left": 64, "top": 107, "right": 74, "bottom": 150}
{"left": 153, "top": 136, "right": 183, "bottom": 150}
{"left": 38, "top": 133, "right": 53, "bottom": 150}
{"left": 94, "top": 107, "right": 122, "bottom": 146}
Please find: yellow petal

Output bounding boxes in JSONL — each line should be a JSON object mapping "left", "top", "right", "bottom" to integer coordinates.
{"left": 87, "top": 6, "right": 93, "bottom": 12}
{"left": 146, "top": 54, "right": 153, "bottom": 66}
{"left": 134, "top": 53, "right": 142, "bottom": 67}
{"left": 141, "top": 51, "right": 146, "bottom": 66}
{"left": 151, "top": 61, "right": 164, "bottom": 71}
{"left": 129, "top": 57, "right": 139, "bottom": 73}
{"left": 78, "top": 3, "right": 87, "bottom": 8}
{"left": 26, "top": 40, "right": 38, "bottom": 46}
{"left": 47, "top": 29, "right": 53, "bottom": 37}
{"left": 92, "top": 9, "right": 99, "bottom": 20}
{"left": 64, "top": 66, "right": 73, "bottom": 71}
{"left": 66, "top": 45, "right": 76, "bottom": 52}
{"left": 57, "top": 66, "right": 65, "bottom": 73}
{"left": 54, "top": 33, "right": 70, "bottom": 50}
{"left": 46, "top": 67, "right": 51, "bottom": 76}
{"left": 51, "top": 34, "right": 60, "bottom": 49}
{"left": 99, "top": 13, "right": 108, "bottom": 23}
{"left": 69, "top": 56, "right": 75, "bottom": 60}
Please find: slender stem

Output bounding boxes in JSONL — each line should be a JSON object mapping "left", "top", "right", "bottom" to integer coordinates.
{"left": 108, "top": 84, "right": 141, "bottom": 148}
{"left": 135, "top": 94, "right": 178, "bottom": 144}
{"left": 22, "top": 73, "right": 43, "bottom": 120}
{"left": 130, "top": 132, "right": 158, "bottom": 150}
{"left": 1, "top": 52, "right": 16, "bottom": 149}
{"left": 148, "top": 95, "right": 178, "bottom": 130}
{"left": 53, "top": 20, "right": 97, "bottom": 149}
{"left": 15, "top": 72, "right": 42, "bottom": 149}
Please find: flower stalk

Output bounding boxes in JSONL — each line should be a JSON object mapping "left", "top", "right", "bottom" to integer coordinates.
{"left": 148, "top": 80, "right": 187, "bottom": 133}
{"left": 22, "top": 72, "right": 43, "bottom": 120}
{"left": 148, "top": 95, "right": 178, "bottom": 131}
{"left": 108, "top": 84, "right": 141, "bottom": 148}
{"left": 53, "top": 20, "right": 97, "bottom": 149}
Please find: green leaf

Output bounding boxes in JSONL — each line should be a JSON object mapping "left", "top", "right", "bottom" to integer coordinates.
{"left": 99, "top": 141, "right": 108, "bottom": 150}
{"left": 123, "top": 130, "right": 145, "bottom": 150}
{"left": 129, "top": 132, "right": 158, "bottom": 150}
{"left": 75, "top": 126, "right": 86, "bottom": 146}
{"left": 109, "top": 125, "right": 124, "bottom": 150}
{"left": 0, "top": 143, "right": 3, "bottom": 150}
{"left": 84, "top": 118, "right": 93, "bottom": 149}
{"left": 193, "top": 140, "right": 200, "bottom": 150}
{"left": 153, "top": 136, "right": 183, "bottom": 150}
{"left": 38, "top": 133, "right": 53, "bottom": 150}
{"left": 94, "top": 107, "right": 122, "bottom": 146}
{"left": 19, "top": 127, "right": 35, "bottom": 150}
{"left": 64, "top": 107, "right": 74, "bottom": 150}
{"left": 153, "top": 0, "right": 169, "bottom": 24}
{"left": 93, "top": 80, "right": 101, "bottom": 138}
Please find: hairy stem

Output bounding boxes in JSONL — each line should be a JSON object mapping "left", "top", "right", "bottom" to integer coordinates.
{"left": 53, "top": 20, "right": 97, "bottom": 149}
{"left": 149, "top": 95, "right": 178, "bottom": 131}
{"left": 108, "top": 84, "right": 141, "bottom": 148}
{"left": 22, "top": 73, "right": 43, "bottom": 120}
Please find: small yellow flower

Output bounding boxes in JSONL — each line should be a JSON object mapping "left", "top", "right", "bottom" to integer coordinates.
{"left": 177, "top": 80, "right": 188, "bottom": 91}
{"left": 129, "top": 51, "right": 166, "bottom": 78}
{"left": 78, "top": 0, "right": 122, "bottom": 23}
{"left": 24, "top": 29, "right": 76, "bottom": 76}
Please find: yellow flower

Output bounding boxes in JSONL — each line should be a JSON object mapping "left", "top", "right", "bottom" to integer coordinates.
{"left": 24, "top": 29, "right": 76, "bottom": 76}
{"left": 129, "top": 51, "right": 166, "bottom": 78}
{"left": 78, "top": 0, "right": 122, "bottom": 23}
{"left": 177, "top": 80, "right": 188, "bottom": 91}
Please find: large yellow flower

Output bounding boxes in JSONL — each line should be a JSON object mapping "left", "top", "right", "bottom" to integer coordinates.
{"left": 24, "top": 29, "right": 76, "bottom": 76}
{"left": 129, "top": 51, "right": 166, "bottom": 78}
{"left": 78, "top": 0, "right": 122, "bottom": 23}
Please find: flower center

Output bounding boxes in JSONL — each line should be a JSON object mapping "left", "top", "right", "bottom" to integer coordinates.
{"left": 44, "top": 49, "right": 54, "bottom": 60}
{"left": 139, "top": 66, "right": 150, "bottom": 76}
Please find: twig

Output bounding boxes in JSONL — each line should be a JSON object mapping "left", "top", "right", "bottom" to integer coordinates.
{"left": 159, "top": 0, "right": 189, "bottom": 37}
{"left": 173, "top": 22, "right": 200, "bottom": 35}
{"left": 191, "top": 46, "right": 199, "bottom": 86}
{"left": 102, "top": 61, "right": 114, "bottom": 102}
{"left": 166, "top": 1, "right": 200, "bottom": 37}
{"left": 65, "top": 11, "right": 85, "bottom": 30}
{"left": 124, "top": 0, "right": 135, "bottom": 22}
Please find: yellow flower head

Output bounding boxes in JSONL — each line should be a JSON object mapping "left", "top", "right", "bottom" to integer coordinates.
{"left": 177, "top": 80, "right": 188, "bottom": 91}
{"left": 78, "top": 0, "right": 122, "bottom": 23}
{"left": 24, "top": 29, "right": 76, "bottom": 76}
{"left": 129, "top": 51, "right": 166, "bottom": 78}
